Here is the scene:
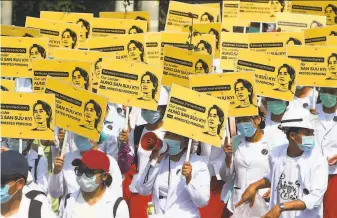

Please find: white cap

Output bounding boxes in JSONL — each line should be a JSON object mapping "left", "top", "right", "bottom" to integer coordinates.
{"left": 280, "top": 107, "right": 315, "bottom": 130}
{"left": 158, "top": 86, "right": 169, "bottom": 106}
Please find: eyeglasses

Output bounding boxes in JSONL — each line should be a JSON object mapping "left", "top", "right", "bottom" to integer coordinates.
{"left": 74, "top": 166, "right": 103, "bottom": 178}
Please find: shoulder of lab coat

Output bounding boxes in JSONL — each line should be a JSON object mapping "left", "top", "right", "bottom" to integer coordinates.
{"left": 107, "top": 154, "right": 123, "bottom": 197}
{"left": 26, "top": 149, "right": 49, "bottom": 194}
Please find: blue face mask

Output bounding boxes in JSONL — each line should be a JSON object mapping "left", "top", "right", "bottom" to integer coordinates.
{"left": 298, "top": 135, "right": 316, "bottom": 152}
{"left": 165, "top": 139, "right": 183, "bottom": 156}
{"left": 320, "top": 93, "right": 337, "bottom": 108}
{"left": 98, "top": 131, "right": 109, "bottom": 145}
{"left": 141, "top": 110, "right": 162, "bottom": 124}
{"left": 267, "top": 101, "right": 287, "bottom": 115}
{"left": 1, "top": 180, "right": 19, "bottom": 204}
{"left": 237, "top": 122, "right": 257, "bottom": 137}
{"left": 74, "top": 135, "right": 93, "bottom": 152}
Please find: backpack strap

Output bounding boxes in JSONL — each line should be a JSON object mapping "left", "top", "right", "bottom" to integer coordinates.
{"left": 133, "top": 124, "right": 146, "bottom": 172}
{"left": 64, "top": 193, "right": 72, "bottom": 208}
{"left": 25, "top": 190, "right": 46, "bottom": 218}
{"left": 113, "top": 197, "right": 123, "bottom": 218}
{"left": 25, "top": 190, "right": 46, "bottom": 199}
{"left": 34, "top": 155, "right": 42, "bottom": 183}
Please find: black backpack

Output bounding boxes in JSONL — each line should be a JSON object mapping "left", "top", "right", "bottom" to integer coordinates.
{"left": 25, "top": 190, "right": 46, "bottom": 218}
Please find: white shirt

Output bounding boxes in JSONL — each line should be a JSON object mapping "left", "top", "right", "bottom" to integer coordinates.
{"left": 264, "top": 112, "right": 289, "bottom": 150}
{"left": 288, "top": 89, "right": 318, "bottom": 110}
{"left": 199, "top": 142, "right": 225, "bottom": 179}
{"left": 128, "top": 127, "right": 166, "bottom": 193}
{"left": 26, "top": 149, "right": 49, "bottom": 193}
{"left": 99, "top": 135, "right": 118, "bottom": 160}
{"left": 277, "top": 156, "right": 300, "bottom": 218}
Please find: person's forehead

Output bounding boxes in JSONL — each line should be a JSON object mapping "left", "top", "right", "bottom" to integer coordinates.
{"left": 86, "top": 103, "right": 94, "bottom": 108}
{"left": 210, "top": 108, "right": 217, "bottom": 113}
{"left": 142, "top": 75, "right": 150, "bottom": 80}
{"left": 330, "top": 56, "right": 337, "bottom": 61}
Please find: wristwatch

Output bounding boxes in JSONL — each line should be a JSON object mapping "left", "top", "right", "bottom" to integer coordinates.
{"left": 279, "top": 203, "right": 286, "bottom": 212}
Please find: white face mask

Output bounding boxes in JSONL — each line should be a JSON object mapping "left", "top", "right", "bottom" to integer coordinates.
{"left": 76, "top": 174, "right": 99, "bottom": 192}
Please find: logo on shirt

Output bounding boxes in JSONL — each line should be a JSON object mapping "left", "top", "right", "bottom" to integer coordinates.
{"left": 261, "top": 149, "right": 268, "bottom": 155}
{"left": 277, "top": 173, "right": 300, "bottom": 201}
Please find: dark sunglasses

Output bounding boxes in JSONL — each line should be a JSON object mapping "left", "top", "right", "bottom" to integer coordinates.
{"left": 74, "top": 166, "right": 103, "bottom": 178}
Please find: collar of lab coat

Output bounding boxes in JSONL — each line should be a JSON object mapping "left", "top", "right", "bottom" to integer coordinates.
{"left": 316, "top": 103, "right": 337, "bottom": 129}
{"left": 26, "top": 148, "right": 38, "bottom": 162}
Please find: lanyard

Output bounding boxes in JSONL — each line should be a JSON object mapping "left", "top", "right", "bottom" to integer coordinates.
{"left": 168, "top": 158, "right": 171, "bottom": 189}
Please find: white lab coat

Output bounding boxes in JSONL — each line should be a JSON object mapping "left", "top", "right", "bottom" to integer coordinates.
{"left": 48, "top": 149, "right": 122, "bottom": 216}
{"left": 136, "top": 152, "right": 210, "bottom": 218}
{"left": 61, "top": 190, "right": 129, "bottom": 218}
{"left": 315, "top": 103, "right": 337, "bottom": 175}
{"left": 264, "top": 112, "right": 289, "bottom": 150}
{"left": 26, "top": 149, "right": 49, "bottom": 194}
{"left": 199, "top": 142, "right": 225, "bottom": 180}
{"left": 288, "top": 88, "right": 318, "bottom": 110}
{"left": 266, "top": 144, "right": 328, "bottom": 218}
{"left": 99, "top": 135, "right": 119, "bottom": 160}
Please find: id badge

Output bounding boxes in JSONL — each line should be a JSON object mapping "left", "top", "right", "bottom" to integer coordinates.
{"left": 147, "top": 202, "right": 156, "bottom": 216}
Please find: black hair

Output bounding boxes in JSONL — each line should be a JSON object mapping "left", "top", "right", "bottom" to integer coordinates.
{"left": 328, "top": 53, "right": 337, "bottom": 64}
{"left": 222, "top": 28, "right": 229, "bottom": 32}
{"left": 72, "top": 67, "right": 90, "bottom": 90}
{"left": 272, "top": 0, "right": 285, "bottom": 12}
{"left": 195, "top": 59, "right": 209, "bottom": 74}
{"left": 201, "top": 12, "right": 214, "bottom": 22}
{"left": 23, "top": 33, "right": 33, "bottom": 37}
{"left": 325, "top": 4, "right": 337, "bottom": 15}
{"left": 62, "top": 28, "right": 77, "bottom": 49}
{"left": 128, "top": 25, "right": 144, "bottom": 34}
{"left": 140, "top": 71, "right": 159, "bottom": 98}
{"left": 135, "top": 16, "right": 147, "bottom": 21}
{"left": 284, "top": 127, "right": 302, "bottom": 140}
{"left": 330, "top": 31, "right": 337, "bottom": 36}
{"left": 33, "top": 100, "right": 52, "bottom": 128}
{"left": 278, "top": 64, "right": 296, "bottom": 91}
{"left": 208, "top": 28, "right": 219, "bottom": 50}
{"left": 195, "top": 40, "right": 212, "bottom": 55}
{"left": 1, "top": 174, "right": 27, "bottom": 185}
{"left": 310, "top": 20, "right": 323, "bottom": 28}
{"left": 1, "top": 86, "right": 9, "bottom": 91}
{"left": 208, "top": 105, "right": 225, "bottom": 135}
{"left": 84, "top": 99, "right": 102, "bottom": 129}
{"left": 286, "top": 37, "right": 302, "bottom": 45}
{"left": 127, "top": 40, "right": 145, "bottom": 62}
{"left": 29, "top": 44, "right": 46, "bottom": 58}
{"left": 95, "top": 58, "right": 102, "bottom": 69}
{"left": 76, "top": 18, "right": 90, "bottom": 39}
{"left": 234, "top": 79, "right": 254, "bottom": 104}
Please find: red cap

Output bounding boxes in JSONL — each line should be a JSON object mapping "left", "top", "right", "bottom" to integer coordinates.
{"left": 72, "top": 150, "right": 110, "bottom": 173}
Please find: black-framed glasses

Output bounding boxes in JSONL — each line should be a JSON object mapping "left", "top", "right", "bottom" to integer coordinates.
{"left": 74, "top": 166, "right": 103, "bottom": 178}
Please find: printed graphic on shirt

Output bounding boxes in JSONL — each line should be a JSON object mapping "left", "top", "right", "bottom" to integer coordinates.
{"left": 1, "top": 79, "right": 15, "bottom": 91}
{"left": 1, "top": 92, "right": 55, "bottom": 140}
{"left": 25, "top": 17, "right": 81, "bottom": 57}
{"left": 44, "top": 77, "right": 107, "bottom": 141}
{"left": 220, "top": 33, "right": 249, "bottom": 71}
{"left": 222, "top": 1, "right": 240, "bottom": 20}
{"left": 98, "top": 59, "right": 163, "bottom": 110}
{"left": 327, "top": 36, "right": 337, "bottom": 46}
{"left": 236, "top": 49, "right": 300, "bottom": 101}
{"left": 32, "top": 59, "right": 91, "bottom": 92}
{"left": 90, "top": 18, "right": 147, "bottom": 38}
{"left": 238, "top": 0, "right": 273, "bottom": 22}
{"left": 190, "top": 72, "right": 258, "bottom": 117}
{"left": 277, "top": 173, "right": 300, "bottom": 201}
{"left": 100, "top": 11, "right": 151, "bottom": 31}
{"left": 163, "top": 84, "right": 229, "bottom": 147}
{"left": 0, "top": 36, "right": 49, "bottom": 78}
{"left": 287, "top": 46, "right": 337, "bottom": 86}
{"left": 165, "top": 1, "right": 219, "bottom": 31}
{"left": 163, "top": 46, "right": 213, "bottom": 87}
{"left": 276, "top": 12, "right": 326, "bottom": 32}
{"left": 249, "top": 32, "right": 305, "bottom": 56}
{"left": 1, "top": 25, "right": 40, "bottom": 38}
{"left": 40, "top": 11, "right": 93, "bottom": 43}
{"left": 304, "top": 25, "right": 337, "bottom": 46}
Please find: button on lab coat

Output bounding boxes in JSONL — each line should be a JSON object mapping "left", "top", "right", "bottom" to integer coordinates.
{"left": 265, "top": 144, "right": 328, "bottom": 218}
{"left": 136, "top": 152, "right": 210, "bottom": 218}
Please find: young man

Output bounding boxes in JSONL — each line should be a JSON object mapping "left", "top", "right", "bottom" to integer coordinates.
{"left": 1, "top": 151, "right": 55, "bottom": 218}
{"left": 236, "top": 107, "right": 328, "bottom": 218}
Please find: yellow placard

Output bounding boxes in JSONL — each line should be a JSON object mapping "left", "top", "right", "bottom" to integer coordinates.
{"left": 190, "top": 72, "right": 258, "bottom": 117}
{"left": 53, "top": 48, "right": 116, "bottom": 92}
{"left": 238, "top": 0, "right": 273, "bottom": 22}
{"left": 1, "top": 79, "right": 15, "bottom": 91}
{"left": 91, "top": 18, "right": 147, "bottom": 38}
{"left": 86, "top": 34, "right": 147, "bottom": 63}
{"left": 100, "top": 11, "right": 151, "bottom": 31}
{"left": 327, "top": 36, "right": 337, "bottom": 45}
{"left": 276, "top": 12, "right": 327, "bottom": 32}
{"left": 163, "top": 84, "right": 230, "bottom": 147}
{"left": 286, "top": 1, "right": 337, "bottom": 26}
{"left": 182, "top": 23, "right": 221, "bottom": 58}
{"left": 236, "top": 49, "right": 301, "bottom": 101}
{"left": 98, "top": 59, "right": 163, "bottom": 110}
{"left": 1, "top": 25, "right": 40, "bottom": 37}
{"left": 145, "top": 33, "right": 161, "bottom": 66}
{"left": 165, "top": 1, "right": 220, "bottom": 32}
{"left": 1, "top": 36, "right": 49, "bottom": 78}
{"left": 1, "top": 92, "right": 55, "bottom": 140}
{"left": 249, "top": 32, "right": 305, "bottom": 56}
{"left": 201, "top": 3, "right": 221, "bottom": 22}
{"left": 221, "top": 18, "right": 250, "bottom": 33}
{"left": 32, "top": 59, "right": 91, "bottom": 92}
{"left": 220, "top": 33, "right": 249, "bottom": 71}
{"left": 162, "top": 46, "right": 213, "bottom": 87}
{"left": 287, "top": 46, "right": 337, "bottom": 87}
{"left": 25, "top": 17, "right": 81, "bottom": 56}
{"left": 45, "top": 77, "right": 107, "bottom": 141}
{"left": 40, "top": 11, "right": 93, "bottom": 43}
{"left": 222, "top": 1, "right": 240, "bottom": 20}
{"left": 304, "top": 25, "right": 337, "bottom": 46}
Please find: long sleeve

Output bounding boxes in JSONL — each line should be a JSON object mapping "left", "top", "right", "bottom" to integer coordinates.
{"left": 136, "top": 162, "right": 161, "bottom": 196}
{"left": 36, "top": 156, "right": 49, "bottom": 194}
{"left": 118, "top": 130, "right": 135, "bottom": 174}
{"left": 219, "top": 155, "right": 234, "bottom": 182}
{"left": 48, "top": 170, "right": 65, "bottom": 198}
{"left": 186, "top": 158, "right": 211, "bottom": 208}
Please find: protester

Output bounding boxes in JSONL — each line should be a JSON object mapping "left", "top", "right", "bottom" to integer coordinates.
{"left": 136, "top": 132, "right": 210, "bottom": 217}
{"left": 60, "top": 150, "right": 129, "bottom": 218}
{"left": 1, "top": 151, "right": 56, "bottom": 218}
{"left": 289, "top": 86, "right": 318, "bottom": 110}
{"left": 236, "top": 107, "right": 328, "bottom": 218}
